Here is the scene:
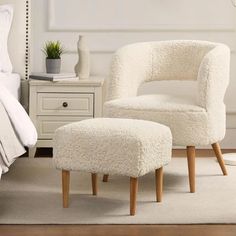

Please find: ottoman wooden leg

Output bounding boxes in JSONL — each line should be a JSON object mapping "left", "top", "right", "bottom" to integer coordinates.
{"left": 155, "top": 167, "right": 163, "bottom": 202}
{"left": 103, "top": 174, "right": 109, "bottom": 182}
{"left": 130, "top": 177, "right": 138, "bottom": 216}
{"left": 91, "top": 173, "right": 98, "bottom": 195}
{"left": 62, "top": 170, "right": 70, "bottom": 208}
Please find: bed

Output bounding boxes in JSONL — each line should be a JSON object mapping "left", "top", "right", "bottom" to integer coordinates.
{"left": 0, "top": 1, "right": 37, "bottom": 177}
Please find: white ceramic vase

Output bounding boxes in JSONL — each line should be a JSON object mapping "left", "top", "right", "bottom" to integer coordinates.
{"left": 75, "top": 35, "right": 90, "bottom": 80}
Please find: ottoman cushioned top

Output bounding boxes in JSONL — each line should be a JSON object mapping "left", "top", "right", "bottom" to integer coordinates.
{"left": 53, "top": 118, "right": 172, "bottom": 177}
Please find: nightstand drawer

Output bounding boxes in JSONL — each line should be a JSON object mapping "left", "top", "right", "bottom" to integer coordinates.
{"left": 37, "top": 116, "right": 91, "bottom": 139}
{"left": 37, "top": 93, "right": 94, "bottom": 116}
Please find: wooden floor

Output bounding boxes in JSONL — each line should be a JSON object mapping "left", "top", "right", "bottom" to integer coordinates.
{"left": 1, "top": 225, "right": 236, "bottom": 236}
{"left": 4, "top": 148, "right": 236, "bottom": 236}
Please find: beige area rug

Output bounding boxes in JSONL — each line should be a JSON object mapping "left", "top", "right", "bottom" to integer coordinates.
{"left": 0, "top": 157, "right": 236, "bottom": 224}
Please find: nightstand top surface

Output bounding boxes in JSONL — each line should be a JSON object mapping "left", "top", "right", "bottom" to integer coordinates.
{"left": 29, "top": 76, "right": 104, "bottom": 87}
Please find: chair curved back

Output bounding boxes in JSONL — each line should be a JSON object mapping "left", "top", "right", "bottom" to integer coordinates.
{"left": 106, "top": 40, "right": 229, "bottom": 102}
{"left": 150, "top": 41, "right": 215, "bottom": 81}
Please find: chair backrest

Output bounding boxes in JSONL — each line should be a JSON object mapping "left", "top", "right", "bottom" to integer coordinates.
{"left": 149, "top": 41, "right": 217, "bottom": 81}
{"left": 106, "top": 40, "right": 228, "bottom": 101}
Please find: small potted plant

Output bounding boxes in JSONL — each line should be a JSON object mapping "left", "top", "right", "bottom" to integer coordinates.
{"left": 43, "top": 41, "right": 64, "bottom": 74}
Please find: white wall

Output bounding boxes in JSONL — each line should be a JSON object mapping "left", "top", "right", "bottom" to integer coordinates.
{"left": 31, "top": 0, "right": 236, "bottom": 148}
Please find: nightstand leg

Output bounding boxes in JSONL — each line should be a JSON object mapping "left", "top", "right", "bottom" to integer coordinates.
{"left": 29, "top": 146, "right": 37, "bottom": 158}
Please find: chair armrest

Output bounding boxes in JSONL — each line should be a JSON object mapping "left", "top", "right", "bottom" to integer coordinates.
{"left": 106, "top": 43, "right": 153, "bottom": 101}
{"left": 197, "top": 45, "right": 230, "bottom": 111}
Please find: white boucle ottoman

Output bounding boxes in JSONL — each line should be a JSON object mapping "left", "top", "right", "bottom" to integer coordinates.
{"left": 53, "top": 118, "right": 172, "bottom": 215}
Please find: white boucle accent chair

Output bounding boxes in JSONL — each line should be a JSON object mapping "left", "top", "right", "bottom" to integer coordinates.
{"left": 104, "top": 40, "right": 230, "bottom": 193}
{"left": 53, "top": 118, "right": 172, "bottom": 215}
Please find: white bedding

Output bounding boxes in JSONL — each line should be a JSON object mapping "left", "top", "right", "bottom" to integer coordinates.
{"left": 0, "top": 102, "right": 26, "bottom": 177}
{"left": 0, "top": 82, "right": 37, "bottom": 147}
{"left": 0, "top": 82, "right": 37, "bottom": 177}
{"left": 0, "top": 72, "right": 21, "bottom": 100}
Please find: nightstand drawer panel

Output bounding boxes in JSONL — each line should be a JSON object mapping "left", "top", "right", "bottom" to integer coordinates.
{"left": 37, "top": 116, "right": 91, "bottom": 139}
{"left": 37, "top": 93, "right": 94, "bottom": 116}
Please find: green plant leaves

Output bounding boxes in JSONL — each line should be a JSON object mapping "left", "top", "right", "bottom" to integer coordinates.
{"left": 42, "top": 41, "right": 64, "bottom": 59}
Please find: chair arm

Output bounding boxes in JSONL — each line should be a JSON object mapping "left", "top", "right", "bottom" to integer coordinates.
{"left": 197, "top": 45, "right": 230, "bottom": 111}
{"left": 106, "top": 43, "right": 153, "bottom": 101}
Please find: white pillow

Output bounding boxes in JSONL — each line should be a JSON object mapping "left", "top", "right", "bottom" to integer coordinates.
{"left": 0, "top": 5, "right": 13, "bottom": 73}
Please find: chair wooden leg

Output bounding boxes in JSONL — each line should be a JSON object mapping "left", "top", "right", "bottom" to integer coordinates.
{"left": 62, "top": 170, "right": 70, "bottom": 208}
{"left": 187, "top": 146, "right": 195, "bottom": 193}
{"left": 103, "top": 174, "right": 109, "bottom": 182}
{"left": 212, "top": 142, "right": 228, "bottom": 175}
{"left": 91, "top": 173, "right": 98, "bottom": 195}
{"left": 130, "top": 177, "right": 138, "bottom": 216}
{"left": 155, "top": 167, "right": 163, "bottom": 202}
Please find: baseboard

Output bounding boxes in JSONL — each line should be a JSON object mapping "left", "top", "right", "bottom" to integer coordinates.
{"left": 220, "top": 128, "right": 236, "bottom": 149}
{"left": 21, "top": 148, "right": 236, "bottom": 158}
{"left": 173, "top": 149, "right": 236, "bottom": 157}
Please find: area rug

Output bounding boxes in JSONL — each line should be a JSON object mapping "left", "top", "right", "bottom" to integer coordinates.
{"left": 0, "top": 157, "right": 236, "bottom": 224}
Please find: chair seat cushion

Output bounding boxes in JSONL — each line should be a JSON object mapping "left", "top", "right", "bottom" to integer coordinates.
{"left": 53, "top": 118, "right": 172, "bottom": 177}
{"left": 104, "top": 94, "right": 211, "bottom": 146}
{"left": 105, "top": 94, "right": 205, "bottom": 112}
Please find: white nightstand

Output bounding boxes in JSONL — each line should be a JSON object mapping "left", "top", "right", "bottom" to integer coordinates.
{"left": 29, "top": 77, "right": 104, "bottom": 158}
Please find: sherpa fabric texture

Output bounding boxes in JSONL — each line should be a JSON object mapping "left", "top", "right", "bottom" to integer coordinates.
{"left": 53, "top": 118, "right": 172, "bottom": 178}
{"left": 104, "top": 40, "right": 230, "bottom": 146}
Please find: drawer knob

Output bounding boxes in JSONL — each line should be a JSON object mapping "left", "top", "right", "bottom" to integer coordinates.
{"left": 62, "top": 102, "right": 68, "bottom": 108}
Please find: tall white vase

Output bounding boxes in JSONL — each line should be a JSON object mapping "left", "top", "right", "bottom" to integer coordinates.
{"left": 75, "top": 35, "right": 90, "bottom": 80}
